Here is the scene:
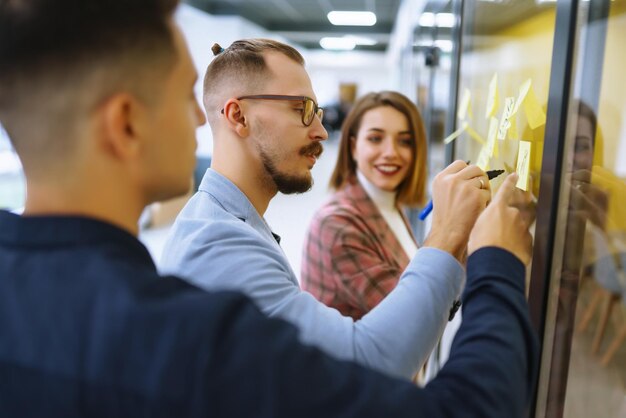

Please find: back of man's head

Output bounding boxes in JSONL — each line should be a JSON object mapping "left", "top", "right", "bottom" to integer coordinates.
{"left": 203, "top": 39, "right": 304, "bottom": 125}
{"left": 0, "top": 0, "right": 179, "bottom": 175}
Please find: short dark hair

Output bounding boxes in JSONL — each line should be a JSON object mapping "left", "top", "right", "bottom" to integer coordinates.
{"left": 330, "top": 91, "right": 428, "bottom": 207}
{"left": 0, "top": 0, "right": 179, "bottom": 161}
{"left": 203, "top": 39, "right": 305, "bottom": 120}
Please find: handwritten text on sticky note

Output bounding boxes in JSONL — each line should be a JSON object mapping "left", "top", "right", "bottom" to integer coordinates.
{"left": 498, "top": 97, "right": 516, "bottom": 140}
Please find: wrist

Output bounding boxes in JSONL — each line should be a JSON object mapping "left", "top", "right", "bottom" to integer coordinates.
{"left": 424, "top": 229, "right": 467, "bottom": 263}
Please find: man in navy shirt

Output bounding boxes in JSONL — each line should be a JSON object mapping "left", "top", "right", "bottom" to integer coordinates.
{"left": 0, "top": 0, "right": 538, "bottom": 417}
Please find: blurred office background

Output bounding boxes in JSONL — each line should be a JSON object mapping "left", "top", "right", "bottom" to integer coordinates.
{"left": 2, "top": 1, "right": 626, "bottom": 416}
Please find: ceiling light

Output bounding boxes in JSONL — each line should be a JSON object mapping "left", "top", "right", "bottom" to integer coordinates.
{"left": 327, "top": 11, "right": 377, "bottom": 26}
{"left": 418, "top": 12, "right": 455, "bottom": 28}
{"left": 436, "top": 13, "right": 455, "bottom": 27}
{"left": 418, "top": 12, "right": 435, "bottom": 27}
{"left": 320, "top": 37, "right": 357, "bottom": 51}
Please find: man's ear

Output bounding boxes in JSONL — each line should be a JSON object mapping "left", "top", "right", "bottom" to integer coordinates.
{"left": 99, "top": 92, "right": 145, "bottom": 160}
{"left": 222, "top": 99, "right": 249, "bottom": 137}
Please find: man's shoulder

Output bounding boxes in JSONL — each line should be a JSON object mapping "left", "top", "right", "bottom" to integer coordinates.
{"left": 165, "top": 190, "right": 256, "bottom": 249}
{"left": 161, "top": 197, "right": 292, "bottom": 295}
{"left": 179, "top": 189, "right": 236, "bottom": 221}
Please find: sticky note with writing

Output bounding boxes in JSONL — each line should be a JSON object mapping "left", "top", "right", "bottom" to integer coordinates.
{"left": 498, "top": 97, "right": 516, "bottom": 140}
{"left": 516, "top": 141, "right": 532, "bottom": 191}
{"left": 508, "top": 110, "right": 518, "bottom": 140}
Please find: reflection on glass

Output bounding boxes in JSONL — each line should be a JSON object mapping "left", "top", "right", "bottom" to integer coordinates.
{"left": 455, "top": 0, "right": 626, "bottom": 413}
{"left": 536, "top": 0, "right": 626, "bottom": 417}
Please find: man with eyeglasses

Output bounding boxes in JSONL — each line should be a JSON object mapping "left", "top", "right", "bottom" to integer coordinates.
{"left": 162, "top": 39, "right": 511, "bottom": 380}
{"left": 0, "top": 1, "right": 540, "bottom": 415}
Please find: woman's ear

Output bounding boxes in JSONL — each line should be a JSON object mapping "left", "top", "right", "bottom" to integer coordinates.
{"left": 222, "top": 99, "right": 249, "bottom": 137}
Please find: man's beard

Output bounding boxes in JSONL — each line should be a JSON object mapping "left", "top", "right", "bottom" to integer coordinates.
{"left": 259, "top": 141, "right": 323, "bottom": 195}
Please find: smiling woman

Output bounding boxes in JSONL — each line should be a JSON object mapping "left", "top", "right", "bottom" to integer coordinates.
{"left": 301, "top": 91, "right": 427, "bottom": 320}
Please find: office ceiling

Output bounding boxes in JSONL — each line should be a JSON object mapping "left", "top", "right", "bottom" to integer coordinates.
{"left": 185, "top": 0, "right": 404, "bottom": 51}
{"left": 184, "top": 0, "right": 551, "bottom": 52}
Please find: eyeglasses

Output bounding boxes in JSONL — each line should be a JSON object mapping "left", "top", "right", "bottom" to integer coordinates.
{"left": 222, "top": 94, "right": 324, "bottom": 127}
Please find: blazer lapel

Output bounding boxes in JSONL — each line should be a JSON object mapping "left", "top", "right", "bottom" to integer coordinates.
{"left": 343, "top": 180, "right": 412, "bottom": 269}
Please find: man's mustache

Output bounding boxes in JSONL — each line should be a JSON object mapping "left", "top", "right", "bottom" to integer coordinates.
{"left": 300, "top": 142, "right": 324, "bottom": 159}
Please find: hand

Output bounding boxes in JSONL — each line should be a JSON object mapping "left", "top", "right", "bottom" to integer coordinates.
{"left": 569, "top": 169, "right": 608, "bottom": 228}
{"left": 468, "top": 173, "right": 534, "bottom": 265}
{"left": 424, "top": 160, "right": 491, "bottom": 262}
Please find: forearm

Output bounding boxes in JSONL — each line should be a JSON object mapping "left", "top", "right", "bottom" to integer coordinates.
{"left": 420, "top": 248, "right": 539, "bottom": 418}
{"left": 351, "top": 248, "right": 464, "bottom": 378}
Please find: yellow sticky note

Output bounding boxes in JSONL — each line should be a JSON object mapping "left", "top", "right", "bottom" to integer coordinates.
{"left": 466, "top": 124, "right": 486, "bottom": 145}
{"left": 476, "top": 146, "right": 490, "bottom": 171}
{"left": 486, "top": 117, "right": 499, "bottom": 158}
{"left": 485, "top": 73, "right": 499, "bottom": 119}
{"left": 458, "top": 89, "right": 472, "bottom": 121}
{"left": 523, "top": 86, "right": 547, "bottom": 129}
{"left": 498, "top": 97, "right": 516, "bottom": 140}
{"left": 514, "top": 79, "right": 532, "bottom": 114}
{"left": 516, "top": 141, "right": 532, "bottom": 191}
{"left": 443, "top": 122, "right": 467, "bottom": 144}
{"left": 508, "top": 112, "right": 518, "bottom": 140}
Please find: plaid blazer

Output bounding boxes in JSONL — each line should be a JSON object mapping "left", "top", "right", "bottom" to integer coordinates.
{"left": 301, "top": 179, "right": 417, "bottom": 320}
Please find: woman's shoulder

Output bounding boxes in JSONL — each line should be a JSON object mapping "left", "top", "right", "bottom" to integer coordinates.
{"left": 317, "top": 184, "right": 368, "bottom": 216}
{"left": 309, "top": 186, "right": 376, "bottom": 236}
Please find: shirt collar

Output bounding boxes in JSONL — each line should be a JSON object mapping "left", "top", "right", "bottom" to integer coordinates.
{"left": 0, "top": 210, "right": 155, "bottom": 267}
{"left": 356, "top": 169, "right": 398, "bottom": 211}
{"left": 198, "top": 169, "right": 278, "bottom": 244}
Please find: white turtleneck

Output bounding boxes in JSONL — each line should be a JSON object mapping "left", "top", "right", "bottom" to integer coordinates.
{"left": 356, "top": 170, "right": 418, "bottom": 258}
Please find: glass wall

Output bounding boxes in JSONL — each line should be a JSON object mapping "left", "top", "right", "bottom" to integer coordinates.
{"left": 452, "top": 0, "right": 626, "bottom": 416}
{"left": 540, "top": 0, "right": 626, "bottom": 416}
{"left": 453, "top": 0, "right": 555, "bottom": 193}
{"left": 452, "top": 0, "right": 556, "bottom": 307}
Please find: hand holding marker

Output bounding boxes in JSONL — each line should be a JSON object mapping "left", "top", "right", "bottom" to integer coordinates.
{"left": 418, "top": 169, "right": 505, "bottom": 221}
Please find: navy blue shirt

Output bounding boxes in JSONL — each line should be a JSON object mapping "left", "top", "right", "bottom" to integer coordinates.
{"left": 0, "top": 210, "right": 538, "bottom": 417}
